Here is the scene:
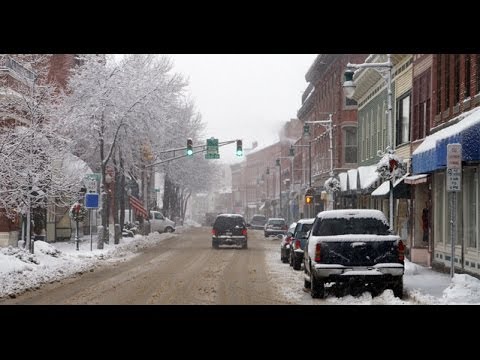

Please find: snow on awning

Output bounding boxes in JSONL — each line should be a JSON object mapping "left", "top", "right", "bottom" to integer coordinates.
{"left": 338, "top": 172, "right": 348, "bottom": 192}
{"left": 371, "top": 174, "right": 410, "bottom": 197}
{"left": 357, "top": 165, "right": 380, "bottom": 190}
{"left": 347, "top": 169, "right": 358, "bottom": 191}
{"left": 404, "top": 174, "right": 429, "bottom": 185}
{"left": 412, "top": 107, "right": 480, "bottom": 174}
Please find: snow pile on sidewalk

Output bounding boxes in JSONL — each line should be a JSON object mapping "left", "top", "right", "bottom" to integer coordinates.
{"left": 441, "top": 274, "right": 480, "bottom": 304}
{"left": 0, "top": 230, "right": 179, "bottom": 299}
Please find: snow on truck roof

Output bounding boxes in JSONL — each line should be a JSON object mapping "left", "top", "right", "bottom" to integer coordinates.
{"left": 316, "top": 209, "right": 388, "bottom": 222}
{"left": 297, "top": 218, "right": 315, "bottom": 224}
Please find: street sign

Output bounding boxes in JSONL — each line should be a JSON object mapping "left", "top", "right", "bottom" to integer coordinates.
{"left": 85, "top": 193, "right": 99, "bottom": 208}
{"left": 205, "top": 137, "right": 220, "bottom": 159}
{"left": 84, "top": 173, "right": 101, "bottom": 193}
{"left": 447, "top": 168, "right": 461, "bottom": 192}
{"left": 447, "top": 144, "right": 462, "bottom": 192}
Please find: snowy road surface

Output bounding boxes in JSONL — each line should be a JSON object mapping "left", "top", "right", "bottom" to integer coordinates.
{"left": 1, "top": 227, "right": 284, "bottom": 304}
{"left": 1, "top": 226, "right": 479, "bottom": 304}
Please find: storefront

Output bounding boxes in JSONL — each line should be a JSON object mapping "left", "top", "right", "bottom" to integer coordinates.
{"left": 412, "top": 108, "right": 480, "bottom": 275}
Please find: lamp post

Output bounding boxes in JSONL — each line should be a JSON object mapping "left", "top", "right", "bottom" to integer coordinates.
{"left": 277, "top": 154, "right": 294, "bottom": 221}
{"left": 276, "top": 159, "right": 282, "bottom": 218}
{"left": 306, "top": 114, "right": 335, "bottom": 209}
{"left": 296, "top": 113, "right": 333, "bottom": 215}
{"left": 343, "top": 54, "right": 394, "bottom": 231}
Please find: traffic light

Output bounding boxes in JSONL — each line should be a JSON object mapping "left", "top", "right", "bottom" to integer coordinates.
{"left": 236, "top": 140, "right": 243, "bottom": 156}
{"left": 305, "top": 195, "right": 313, "bottom": 204}
{"left": 289, "top": 146, "right": 295, "bottom": 157}
{"left": 186, "top": 138, "right": 193, "bottom": 156}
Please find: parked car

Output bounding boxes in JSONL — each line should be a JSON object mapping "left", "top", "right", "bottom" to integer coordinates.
{"left": 149, "top": 211, "right": 176, "bottom": 233}
{"left": 303, "top": 209, "right": 405, "bottom": 299}
{"left": 249, "top": 214, "right": 267, "bottom": 230}
{"left": 264, "top": 218, "right": 288, "bottom": 237}
{"left": 289, "top": 218, "right": 315, "bottom": 270}
{"left": 212, "top": 213, "right": 248, "bottom": 249}
{"left": 280, "top": 222, "right": 297, "bottom": 263}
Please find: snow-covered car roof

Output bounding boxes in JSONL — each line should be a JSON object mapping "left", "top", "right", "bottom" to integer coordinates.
{"left": 317, "top": 209, "right": 387, "bottom": 222}
{"left": 217, "top": 213, "right": 244, "bottom": 218}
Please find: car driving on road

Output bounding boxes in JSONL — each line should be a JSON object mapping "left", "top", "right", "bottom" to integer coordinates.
{"left": 264, "top": 218, "right": 288, "bottom": 238}
{"left": 249, "top": 214, "right": 267, "bottom": 230}
{"left": 212, "top": 214, "right": 248, "bottom": 249}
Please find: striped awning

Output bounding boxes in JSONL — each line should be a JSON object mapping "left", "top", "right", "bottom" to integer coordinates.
{"left": 129, "top": 195, "right": 148, "bottom": 218}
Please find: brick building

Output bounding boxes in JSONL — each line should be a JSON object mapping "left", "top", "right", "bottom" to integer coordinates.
{"left": 412, "top": 54, "right": 480, "bottom": 274}
{"left": 296, "top": 54, "right": 368, "bottom": 216}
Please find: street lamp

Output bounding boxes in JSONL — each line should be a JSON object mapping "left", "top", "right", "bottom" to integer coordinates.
{"left": 296, "top": 113, "right": 334, "bottom": 215}
{"left": 306, "top": 114, "right": 336, "bottom": 210}
{"left": 342, "top": 54, "right": 394, "bottom": 231}
{"left": 276, "top": 159, "right": 281, "bottom": 218}
{"left": 277, "top": 153, "right": 295, "bottom": 221}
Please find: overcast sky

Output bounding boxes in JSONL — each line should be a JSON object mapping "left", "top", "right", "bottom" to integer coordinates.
{"left": 168, "top": 54, "right": 317, "bottom": 164}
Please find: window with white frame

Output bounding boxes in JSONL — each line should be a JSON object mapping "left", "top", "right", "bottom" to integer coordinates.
{"left": 344, "top": 127, "right": 357, "bottom": 164}
{"left": 396, "top": 92, "right": 411, "bottom": 146}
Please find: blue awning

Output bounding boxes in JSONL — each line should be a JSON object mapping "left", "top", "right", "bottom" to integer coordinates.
{"left": 412, "top": 107, "right": 480, "bottom": 174}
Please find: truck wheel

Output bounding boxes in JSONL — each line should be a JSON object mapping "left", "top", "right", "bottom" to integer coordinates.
{"left": 304, "top": 275, "right": 311, "bottom": 289}
{"left": 165, "top": 227, "right": 174, "bottom": 233}
{"left": 212, "top": 242, "right": 219, "bottom": 249}
{"left": 293, "top": 256, "right": 302, "bottom": 271}
{"left": 311, "top": 275, "right": 325, "bottom": 299}
{"left": 242, "top": 242, "right": 248, "bottom": 249}
{"left": 392, "top": 278, "right": 403, "bottom": 299}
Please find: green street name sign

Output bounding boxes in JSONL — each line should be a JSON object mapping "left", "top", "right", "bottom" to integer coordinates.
{"left": 205, "top": 137, "right": 220, "bottom": 159}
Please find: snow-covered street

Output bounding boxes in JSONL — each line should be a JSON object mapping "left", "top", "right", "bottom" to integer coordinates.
{"left": 1, "top": 225, "right": 479, "bottom": 304}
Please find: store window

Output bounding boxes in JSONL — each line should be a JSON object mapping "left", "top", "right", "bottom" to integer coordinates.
{"left": 464, "top": 167, "right": 478, "bottom": 249}
{"left": 434, "top": 172, "right": 445, "bottom": 244}
{"left": 396, "top": 92, "right": 411, "bottom": 146}
{"left": 344, "top": 127, "right": 357, "bottom": 164}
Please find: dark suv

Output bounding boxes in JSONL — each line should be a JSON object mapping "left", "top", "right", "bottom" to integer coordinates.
{"left": 212, "top": 214, "right": 248, "bottom": 249}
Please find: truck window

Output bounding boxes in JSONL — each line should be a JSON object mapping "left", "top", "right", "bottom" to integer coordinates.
{"left": 312, "top": 218, "right": 390, "bottom": 236}
{"left": 154, "top": 213, "right": 164, "bottom": 220}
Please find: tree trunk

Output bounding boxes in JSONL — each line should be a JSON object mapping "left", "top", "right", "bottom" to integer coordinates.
{"left": 119, "top": 148, "right": 125, "bottom": 229}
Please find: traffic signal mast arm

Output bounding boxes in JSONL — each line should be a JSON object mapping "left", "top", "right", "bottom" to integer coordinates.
{"left": 145, "top": 139, "right": 238, "bottom": 168}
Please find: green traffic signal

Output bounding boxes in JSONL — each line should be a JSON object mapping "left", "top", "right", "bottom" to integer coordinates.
{"left": 187, "top": 138, "right": 193, "bottom": 156}
{"left": 236, "top": 140, "right": 243, "bottom": 156}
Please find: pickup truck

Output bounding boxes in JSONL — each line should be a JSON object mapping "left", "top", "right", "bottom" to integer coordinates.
{"left": 149, "top": 211, "right": 176, "bottom": 233}
{"left": 303, "top": 209, "right": 405, "bottom": 299}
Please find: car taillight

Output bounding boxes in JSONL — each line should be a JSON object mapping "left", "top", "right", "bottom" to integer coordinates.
{"left": 286, "top": 236, "right": 292, "bottom": 243}
{"left": 241, "top": 229, "right": 247, "bottom": 236}
{"left": 295, "top": 239, "right": 301, "bottom": 249}
{"left": 398, "top": 240, "right": 405, "bottom": 262}
{"left": 314, "top": 243, "right": 321, "bottom": 262}
{"left": 212, "top": 229, "right": 217, "bottom": 236}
